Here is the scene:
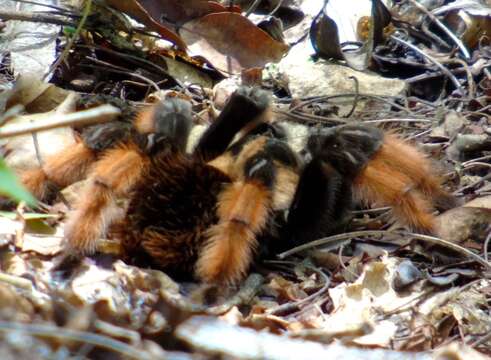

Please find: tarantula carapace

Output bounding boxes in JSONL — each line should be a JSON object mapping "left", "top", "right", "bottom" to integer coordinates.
{"left": 16, "top": 86, "right": 454, "bottom": 284}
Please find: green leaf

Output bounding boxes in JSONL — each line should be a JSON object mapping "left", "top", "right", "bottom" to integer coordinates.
{"left": 63, "top": 26, "right": 76, "bottom": 36}
{"left": 0, "top": 158, "right": 36, "bottom": 206}
{"left": 0, "top": 211, "right": 56, "bottom": 220}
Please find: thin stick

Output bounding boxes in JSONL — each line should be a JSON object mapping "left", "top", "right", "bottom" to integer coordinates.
{"left": 31, "top": 132, "right": 44, "bottom": 167}
{"left": 0, "top": 321, "right": 152, "bottom": 360}
{"left": 266, "top": 266, "right": 330, "bottom": 316}
{"left": 278, "top": 230, "right": 491, "bottom": 270}
{"left": 0, "top": 272, "right": 33, "bottom": 290}
{"left": 277, "top": 231, "right": 366, "bottom": 259}
{"left": 76, "top": 44, "right": 185, "bottom": 90}
{"left": 11, "top": 0, "right": 73, "bottom": 14}
{"left": 408, "top": 232, "right": 491, "bottom": 270}
{"left": 245, "top": 0, "right": 262, "bottom": 16}
{"left": 461, "top": 155, "right": 491, "bottom": 167}
{"left": 288, "top": 93, "right": 413, "bottom": 114}
{"left": 44, "top": 0, "right": 92, "bottom": 80}
{"left": 484, "top": 229, "right": 491, "bottom": 262}
{"left": 83, "top": 57, "right": 160, "bottom": 92}
{"left": 463, "top": 162, "right": 491, "bottom": 170}
{"left": 0, "top": 9, "right": 75, "bottom": 26}
{"left": 470, "top": 327, "right": 491, "bottom": 347}
{"left": 344, "top": 76, "right": 359, "bottom": 118}
{"left": 453, "top": 173, "right": 491, "bottom": 195}
{"left": 207, "top": 273, "right": 264, "bottom": 315}
{"left": 390, "top": 35, "right": 464, "bottom": 95}
{"left": 269, "top": 0, "right": 284, "bottom": 16}
{"left": 408, "top": 0, "right": 470, "bottom": 59}
{"left": 363, "top": 118, "right": 432, "bottom": 124}
{"left": 0, "top": 104, "right": 120, "bottom": 139}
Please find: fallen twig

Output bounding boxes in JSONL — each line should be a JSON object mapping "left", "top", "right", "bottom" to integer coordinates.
{"left": 0, "top": 321, "right": 152, "bottom": 360}
{"left": 390, "top": 35, "right": 465, "bottom": 95}
{"left": 207, "top": 273, "right": 264, "bottom": 315}
{"left": 0, "top": 272, "right": 33, "bottom": 290}
{"left": 0, "top": 104, "right": 121, "bottom": 138}
{"left": 278, "top": 230, "right": 491, "bottom": 271}
{"left": 265, "top": 265, "right": 330, "bottom": 316}
{"left": 408, "top": 0, "right": 470, "bottom": 59}
{"left": 0, "top": 9, "right": 75, "bottom": 26}
{"left": 44, "top": 0, "right": 92, "bottom": 79}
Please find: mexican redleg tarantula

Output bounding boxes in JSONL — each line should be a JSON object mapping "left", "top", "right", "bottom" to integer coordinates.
{"left": 16, "top": 86, "right": 455, "bottom": 283}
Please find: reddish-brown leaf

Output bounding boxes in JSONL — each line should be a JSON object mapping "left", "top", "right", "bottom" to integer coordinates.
{"left": 180, "top": 12, "right": 289, "bottom": 74}
{"left": 137, "top": 0, "right": 231, "bottom": 25}
{"left": 105, "top": 0, "right": 187, "bottom": 50}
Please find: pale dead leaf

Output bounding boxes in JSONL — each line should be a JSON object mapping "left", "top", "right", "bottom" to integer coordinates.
{"left": 21, "top": 233, "right": 63, "bottom": 256}
{"left": 433, "top": 341, "right": 491, "bottom": 360}
{"left": 464, "top": 195, "right": 491, "bottom": 209}
{"left": 435, "top": 207, "right": 491, "bottom": 244}
{"left": 325, "top": 257, "right": 426, "bottom": 347}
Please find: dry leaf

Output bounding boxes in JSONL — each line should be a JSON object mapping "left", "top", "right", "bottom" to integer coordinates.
{"left": 137, "top": 0, "right": 240, "bottom": 26}
{"left": 105, "top": 0, "right": 187, "bottom": 49}
{"left": 435, "top": 207, "right": 491, "bottom": 244}
{"left": 180, "top": 12, "right": 289, "bottom": 74}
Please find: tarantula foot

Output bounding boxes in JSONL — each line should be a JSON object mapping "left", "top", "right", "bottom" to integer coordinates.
{"left": 194, "top": 86, "right": 272, "bottom": 162}
{"left": 62, "top": 209, "right": 105, "bottom": 255}
{"left": 82, "top": 122, "right": 134, "bottom": 152}
{"left": 51, "top": 252, "right": 83, "bottom": 278}
{"left": 308, "top": 123, "right": 384, "bottom": 177}
{"left": 134, "top": 97, "right": 193, "bottom": 153}
{"left": 151, "top": 98, "right": 193, "bottom": 151}
{"left": 233, "top": 86, "right": 270, "bottom": 115}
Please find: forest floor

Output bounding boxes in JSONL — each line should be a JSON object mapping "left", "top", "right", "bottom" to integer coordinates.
{"left": 0, "top": 0, "right": 490, "bottom": 359}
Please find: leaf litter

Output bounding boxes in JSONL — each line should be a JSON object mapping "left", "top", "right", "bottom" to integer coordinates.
{"left": 0, "top": 0, "right": 490, "bottom": 358}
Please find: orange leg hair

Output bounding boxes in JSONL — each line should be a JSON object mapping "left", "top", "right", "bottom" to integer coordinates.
{"left": 19, "top": 142, "right": 96, "bottom": 202}
{"left": 353, "top": 146, "right": 436, "bottom": 233}
{"left": 195, "top": 180, "right": 271, "bottom": 283}
{"left": 64, "top": 144, "right": 149, "bottom": 254}
{"left": 380, "top": 134, "right": 455, "bottom": 209}
{"left": 315, "top": 125, "right": 456, "bottom": 234}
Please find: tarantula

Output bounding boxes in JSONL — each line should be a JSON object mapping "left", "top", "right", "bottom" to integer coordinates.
{"left": 16, "top": 86, "right": 454, "bottom": 283}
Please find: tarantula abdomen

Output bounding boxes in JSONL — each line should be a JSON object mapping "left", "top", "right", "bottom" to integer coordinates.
{"left": 119, "top": 152, "right": 231, "bottom": 278}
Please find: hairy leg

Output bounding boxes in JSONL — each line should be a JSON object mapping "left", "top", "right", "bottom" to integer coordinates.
{"left": 194, "top": 86, "right": 271, "bottom": 162}
{"left": 195, "top": 146, "right": 277, "bottom": 284}
{"left": 195, "top": 180, "right": 271, "bottom": 283}
{"left": 64, "top": 144, "right": 150, "bottom": 254}
{"left": 310, "top": 124, "right": 442, "bottom": 234}
{"left": 379, "top": 134, "right": 456, "bottom": 210}
{"left": 285, "top": 157, "right": 353, "bottom": 246}
{"left": 19, "top": 142, "right": 96, "bottom": 203}
{"left": 354, "top": 153, "right": 435, "bottom": 233}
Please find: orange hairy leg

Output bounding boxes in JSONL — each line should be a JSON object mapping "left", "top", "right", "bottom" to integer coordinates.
{"left": 311, "top": 124, "right": 454, "bottom": 234}
{"left": 195, "top": 125, "right": 300, "bottom": 283}
{"left": 353, "top": 152, "right": 436, "bottom": 233}
{"left": 19, "top": 142, "right": 96, "bottom": 202}
{"left": 378, "top": 134, "right": 455, "bottom": 209}
{"left": 195, "top": 180, "right": 271, "bottom": 283}
{"left": 64, "top": 144, "right": 149, "bottom": 254}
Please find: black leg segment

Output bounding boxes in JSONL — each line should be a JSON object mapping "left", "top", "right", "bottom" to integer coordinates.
{"left": 194, "top": 86, "right": 270, "bottom": 162}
